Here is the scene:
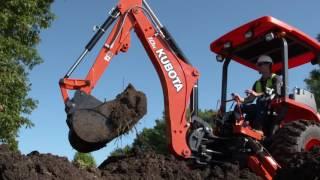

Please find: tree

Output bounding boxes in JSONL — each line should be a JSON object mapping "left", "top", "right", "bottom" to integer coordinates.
{"left": 304, "top": 34, "right": 320, "bottom": 110}
{"left": 0, "top": 0, "right": 55, "bottom": 150}
{"left": 110, "top": 109, "right": 217, "bottom": 156}
{"left": 305, "top": 69, "right": 320, "bottom": 111}
{"left": 133, "top": 119, "right": 169, "bottom": 154}
{"left": 110, "top": 145, "right": 133, "bottom": 156}
{"left": 72, "top": 152, "right": 96, "bottom": 169}
{"left": 198, "top": 109, "right": 217, "bottom": 125}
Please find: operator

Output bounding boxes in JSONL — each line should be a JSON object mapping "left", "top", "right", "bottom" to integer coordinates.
{"left": 234, "top": 55, "right": 282, "bottom": 133}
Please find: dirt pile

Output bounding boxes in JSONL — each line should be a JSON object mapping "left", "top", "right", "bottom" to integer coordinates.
{"left": 0, "top": 144, "right": 98, "bottom": 180}
{"left": 99, "top": 149, "right": 262, "bottom": 180}
{"left": 275, "top": 148, "right": 320, "bottom": 180}
{"left": 0, "top": 144, "right": 262, "bottom": 180}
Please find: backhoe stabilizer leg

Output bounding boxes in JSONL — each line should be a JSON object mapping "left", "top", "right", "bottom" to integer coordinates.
{"left": 66, "top": 84, "right": 147, "bottom": 152}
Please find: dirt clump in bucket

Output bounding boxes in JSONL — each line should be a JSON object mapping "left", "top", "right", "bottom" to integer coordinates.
{"left": 68, "top": 84, "right": 147, "bottom": 152}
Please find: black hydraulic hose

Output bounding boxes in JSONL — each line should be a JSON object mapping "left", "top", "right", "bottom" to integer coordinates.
{"left": 160, "top": 26, "right": 199, "bottom": 115}
{"left": 191, "top": 80, "right": 199, "bottom": 116}
{"left": 142, "top": 0, "right": 188, "bottom": 63}
{"left": 160, "top": 27, "right": 191, "bottom": 65}
{"left": 85, "top": 8, "right": 120, "bottom": 51}
{"left": 64, "top": 8, "right": 120, "bottom": 78}
{"left": 142, "top": 0, "right": 199, "bottom": 115}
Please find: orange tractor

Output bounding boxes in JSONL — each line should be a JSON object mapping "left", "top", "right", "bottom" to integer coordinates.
{"left": 59, "top": 0, "right": 320, "bottom": 179}
{"left": 211, "top": 16, "right": 320, "bottom": 178}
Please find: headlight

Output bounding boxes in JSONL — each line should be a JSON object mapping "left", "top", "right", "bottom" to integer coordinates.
{"left": 223, "top": 41, "right": 232, "bottom": 49}
{"left": 245, "top": 30, "right": 253, "bottom": 39}
{"left": 265, "top": 32, "right": 275, "bottom": 42}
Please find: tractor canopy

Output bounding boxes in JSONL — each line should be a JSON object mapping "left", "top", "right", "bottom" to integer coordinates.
{"left": 210, "top": 16, "right": 320, "bottom": 73}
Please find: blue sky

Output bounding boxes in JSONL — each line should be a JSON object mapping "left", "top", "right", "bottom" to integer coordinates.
{"left": 18, "top": 0, "right": 320, "bottom": 164}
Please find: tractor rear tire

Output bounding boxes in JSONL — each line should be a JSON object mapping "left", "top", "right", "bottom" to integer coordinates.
{"left": 269, "top": 119, "right": 320, "bottom": 167}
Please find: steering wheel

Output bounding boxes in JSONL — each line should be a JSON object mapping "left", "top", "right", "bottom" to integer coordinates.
{"left": 224, "top": 93, "right": 241, "bottom": 111}
{"left": 225, "top": 93, "right": 245, "bottom": 121}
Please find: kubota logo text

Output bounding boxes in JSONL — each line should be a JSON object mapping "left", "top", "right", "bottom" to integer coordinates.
{"left": 148, "top": 37, "right": 183, "bottom": 92}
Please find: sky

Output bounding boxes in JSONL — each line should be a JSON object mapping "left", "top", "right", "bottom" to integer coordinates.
{"left": 18, "top": 0, "right": 320, "bottom": 164}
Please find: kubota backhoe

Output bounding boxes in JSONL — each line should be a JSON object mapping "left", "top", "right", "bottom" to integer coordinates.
{"left": 59, "top": 0, "right": 320, "bottom": 179}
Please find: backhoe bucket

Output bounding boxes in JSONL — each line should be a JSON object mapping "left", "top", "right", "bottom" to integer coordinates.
{"left": 66, "top": 84, "right": 147, "bottom": 153}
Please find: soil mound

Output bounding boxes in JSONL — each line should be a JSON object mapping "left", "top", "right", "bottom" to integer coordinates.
{"left": 0, "top": 144, "right": 98, "bottom": 180}
{"left": 275, "top": 148, "right": 320, "bottom": 180}
{"left": 0, "top": 144, "right": 262, "bottom": 180}
{"left": 99, "top": 149, "right": 262, "bottom": 180}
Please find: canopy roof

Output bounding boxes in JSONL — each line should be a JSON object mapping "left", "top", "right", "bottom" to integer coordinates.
{"left": 210, "top": 16, "right": 320, "bottom": 72}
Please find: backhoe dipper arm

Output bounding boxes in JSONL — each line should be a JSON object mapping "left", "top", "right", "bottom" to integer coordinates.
{"left": 59, "top": 0, "right": 199, "bottom": 158}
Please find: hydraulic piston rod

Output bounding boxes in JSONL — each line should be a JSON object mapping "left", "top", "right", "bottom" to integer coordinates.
{"left": 65, "top": 8, "right": 120, "bottom": 78}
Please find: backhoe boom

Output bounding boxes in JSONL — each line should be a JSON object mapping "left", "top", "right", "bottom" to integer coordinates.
{"left": 59, "top": 0, "right": 199, "bottom": 158}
